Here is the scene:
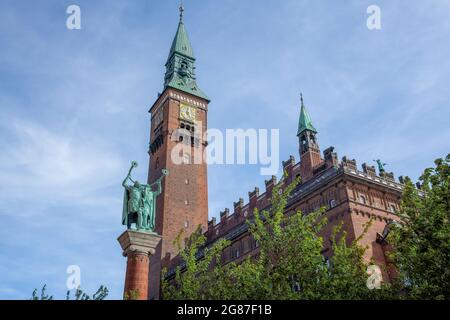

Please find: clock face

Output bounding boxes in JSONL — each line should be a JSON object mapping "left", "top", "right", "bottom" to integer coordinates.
{"left": 180, "top": 103, "right": 196, "bottom": 122}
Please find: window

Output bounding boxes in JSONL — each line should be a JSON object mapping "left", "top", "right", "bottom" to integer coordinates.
{"left": 389, "top": 204, "right": 396, "bottom": 213}
{"left": 289, "top": 275, "right": 301, "bottom": 293}
{"left": 325, "top": 258, "right": 331, "bottom": 269}
{"left": 359, "top": 195, "right": 366, "bottom": 204}
{"left": 329, "top": 199, "right": 337, "bottom": 208}
{"left": 243, "top": 239, "right": 250, "bottom": 253}
{"left": 184, "top": 220, "right": 189, "bottom": 229}
{"left": 233, "top": 248, "right": 240, "bottom": 259}
{"left": 183, "top": 153, "right": 191, "bottom": 164}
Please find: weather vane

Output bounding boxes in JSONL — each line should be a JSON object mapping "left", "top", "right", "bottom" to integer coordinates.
{"left": 179, "top": 0, "right": 184, "bottom": 21}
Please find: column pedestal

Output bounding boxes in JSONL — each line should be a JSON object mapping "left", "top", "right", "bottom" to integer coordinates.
{"left": 118, "top": 230, "right": 161, "bottom": 300}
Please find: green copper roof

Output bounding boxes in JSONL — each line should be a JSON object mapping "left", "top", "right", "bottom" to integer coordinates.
{"left": 166, "top": 77, "right": 209, "bottom": 101}
{"left": 167, "top": 9, "right": 194, "bottom": 61}
{"left": 297, "top": 94, "right": 317, "bottom": 135}
{"left": 163, "top": 6, "right": 209, "bottom": 101}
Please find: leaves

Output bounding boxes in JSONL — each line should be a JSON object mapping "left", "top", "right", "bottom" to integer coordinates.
{"left": 31, "top": 284, "right": 53, "bottom": 300}
{"left": 162, "top": 155, "right": 449, "bottom": 300}
{"left": 162, "top": 172, "right": 386, "bottom": 300}
{"left": 31, "top": 285, "right": 108, "bottom": 300}
{"left": 388, "top": 154, "right": 450, "bottom": 299}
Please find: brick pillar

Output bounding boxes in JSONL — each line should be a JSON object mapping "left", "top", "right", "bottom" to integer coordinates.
{"left": 118, "top": 230, "right": 161, "bottom": 300}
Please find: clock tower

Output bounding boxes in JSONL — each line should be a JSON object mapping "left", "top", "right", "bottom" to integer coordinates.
{"left": 147, "top": 5, "right": 209, "bottom": 299}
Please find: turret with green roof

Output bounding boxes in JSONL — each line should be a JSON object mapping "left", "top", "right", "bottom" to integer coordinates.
{"left": 163, "top": 5, "right": 209, "bottom": 101}
{"left": 297, "top": 94, "right": 320, "bottom": 158}
{"left": 297, "top": 93, "right": 317, "bottom": 136}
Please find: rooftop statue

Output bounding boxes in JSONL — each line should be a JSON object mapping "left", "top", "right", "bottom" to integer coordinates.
{"left": 373, "top": 159, "right": 388, "bottom": 173}
{"left": 122, "top": 161, "right": 169, "bottom": 233}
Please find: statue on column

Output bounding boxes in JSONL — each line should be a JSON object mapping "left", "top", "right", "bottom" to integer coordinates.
{"left": 122, "top": 161, "right": 169, "bottom": 233}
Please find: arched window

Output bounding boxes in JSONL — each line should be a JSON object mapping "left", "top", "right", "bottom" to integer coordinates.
{"left": 359, "top": 195, "right": 366, "bottom": 204}
{"left": 329, "top": 199, "right": 337, "bottom": 208}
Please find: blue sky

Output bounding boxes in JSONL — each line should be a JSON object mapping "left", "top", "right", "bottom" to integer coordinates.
{"left": 0, "top": 0, "right": 449, "bottom": 300}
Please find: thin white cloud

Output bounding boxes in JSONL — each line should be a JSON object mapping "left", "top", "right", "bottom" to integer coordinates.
{"left": 0, "top": 118, "right": 124, "bottom": 214}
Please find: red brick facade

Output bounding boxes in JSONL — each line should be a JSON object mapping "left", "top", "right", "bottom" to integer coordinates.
{"left": 163, "top": 145, "right": 405, "bottom": 287}
{"left": 141, "top": 78, "right": 406, "bottom": 301}
{"left": 147, "top": 88, "right": 209, "bottom": 299}
{"left": 137, "top": 9, "right": 408, "bottom": 299}
{"left": 124, "top": 252, "right": 150, "bottom": 300}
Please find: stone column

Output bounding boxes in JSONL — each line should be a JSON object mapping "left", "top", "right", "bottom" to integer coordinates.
{"left": 118, "top": 230, "right": 161, "bottom": 300}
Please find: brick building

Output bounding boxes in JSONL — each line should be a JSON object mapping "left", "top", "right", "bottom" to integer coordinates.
{"left": 142, "top": 7, "right": 407, "bottom": 300}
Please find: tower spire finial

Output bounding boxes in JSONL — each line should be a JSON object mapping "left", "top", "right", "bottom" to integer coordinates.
{"left": 179, "top": 1, "right": 184, "bottom": 22}
{"left": 300, "top": 92, "right": 304, "bottom": 106}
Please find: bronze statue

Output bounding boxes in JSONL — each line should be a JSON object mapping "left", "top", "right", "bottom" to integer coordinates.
{"left": 122, "top": 161, "right": 169, "bottom": 232}
{"left": 373, "top": 159, "right": 387, "bottom": 173}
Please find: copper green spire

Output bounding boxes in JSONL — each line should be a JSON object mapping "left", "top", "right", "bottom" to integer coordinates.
{"left": 167, "top": 4, "right": 194, "bottom": 60}
{"left": 297, "top": 93, "right": 317, "bottom": 135}
{"left": 163, "top": 5, "right": 209, "bottom": 100}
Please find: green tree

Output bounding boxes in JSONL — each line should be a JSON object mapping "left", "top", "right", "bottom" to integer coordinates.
{"left": 163, "top": 174, "right": 389, "bottom": 299}
{"left": 388, "top": 154, "right": 450, "bottom": 299}
{"left": 162, "top": 226, "right": 229, "bottom": 300}
{"left": 31, "top": 285, "right": 53, "bottom": 300}
{"left": 31, "top": 285, "right": 109, "bottom": 300}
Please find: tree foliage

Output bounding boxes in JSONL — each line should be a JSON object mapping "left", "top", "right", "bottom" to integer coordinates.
{"left": 162, "top": 155, "right": 449, "bottom": 300}
{"left": 31, "top": 285, "right": 109, "bottom": 300}
{"left": 388, "top": 154, "right": 450, "bottom": 299}
{"left": 162, "top": 174, "right": 390, "bottom": 300}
